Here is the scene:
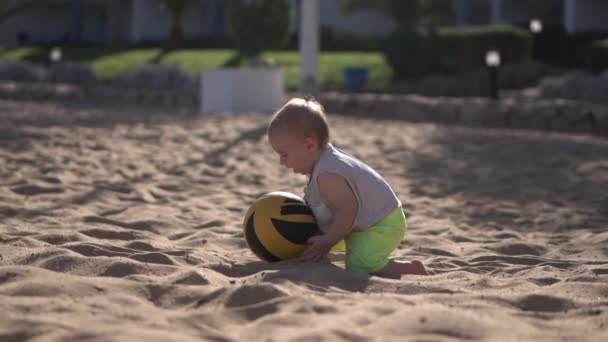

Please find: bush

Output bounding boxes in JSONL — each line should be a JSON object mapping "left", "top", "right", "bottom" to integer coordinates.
{"left": 382, "top": 24, "right": 532, "bottom": 80}
{"left": 112, "top": 64, "right": 197, "bottom": 90}
{"left": 227, "top": 0, "right": 290, "bottom": 60}
{"left": 382, "top": 30, "right": 441, "bottom": 80}
{"left": 320, "top": 27, "right": 379, "bottom": 51}
{"left": 587, "top": 38, "right": 608, "bottom": 72}
{"left": 46, "top": 62, "right": 99, "bottom": 85}
{"left": 0, "top": 61, "right": 46, "bottom": 82}
{"left": 439, "top": 24, "right": 532, "bottom": 72}
{"left": 563, "top": 31, "right": 608, "bottom": 67}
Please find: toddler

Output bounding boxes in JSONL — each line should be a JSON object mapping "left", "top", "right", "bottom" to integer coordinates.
{"left": 267, "top": 96, "right": 428, "bottom": 277}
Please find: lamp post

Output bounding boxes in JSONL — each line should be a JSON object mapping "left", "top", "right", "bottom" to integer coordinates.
{"left": 485, "top": 50, "right": 501, "bottom": 99}
{"left": 49, "top": 47, "right": 62, "bottom": 64}
{"left": 529, "top": 18, "right": 543, "bottom": 34}
{"left": 529, "top": 18, "right": 543, "bottom": 60}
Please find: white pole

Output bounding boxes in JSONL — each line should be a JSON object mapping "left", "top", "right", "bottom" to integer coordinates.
{"left": 564, "top": 0, "right": 577, "bottom": 34}
{"left": 130, "top": 0, "right": 143, "bottom": 43}
{"left": 299, "top": 0, "right": 320, "bottom": 93}
{"left": 490, "top": 0, "right": 503, "bottom": 24}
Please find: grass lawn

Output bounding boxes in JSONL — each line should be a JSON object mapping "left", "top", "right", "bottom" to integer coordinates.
{"left": 0, "top": 47, "right": 392, "bottom": 90}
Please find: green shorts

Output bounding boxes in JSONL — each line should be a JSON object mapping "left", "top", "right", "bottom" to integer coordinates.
{"left": 344, "top": 207, "right": 407, "bottom": 273}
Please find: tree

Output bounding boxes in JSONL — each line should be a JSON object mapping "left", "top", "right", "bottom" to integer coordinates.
{"left": 341, "top": 0, "right": 453, "bottom": 81}
{"left": 226, "top": 0, "right": 289, "bottom": 64}
{"left": 157, "top": 0, "right": 196, "bottom": 49}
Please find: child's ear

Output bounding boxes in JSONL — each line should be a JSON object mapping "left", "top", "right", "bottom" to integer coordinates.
{"left": 304, "top": 136, "right": 319, "bottom": 151}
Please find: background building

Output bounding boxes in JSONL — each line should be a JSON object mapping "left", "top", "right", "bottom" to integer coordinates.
{"left": 1, "top": 0, "right": 607, "bottom": 48}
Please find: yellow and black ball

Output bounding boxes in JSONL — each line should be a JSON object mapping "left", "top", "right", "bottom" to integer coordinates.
{"left": 243, "top": 192, "right": 319, "bottom": 262}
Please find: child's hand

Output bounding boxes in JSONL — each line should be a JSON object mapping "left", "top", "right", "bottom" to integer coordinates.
{"left": 299, "top": 234, "right": 337, "bottom": 262}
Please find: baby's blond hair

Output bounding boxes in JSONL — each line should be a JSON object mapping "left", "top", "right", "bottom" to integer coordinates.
{"left": 268, "top": 97, "right": 330, "bottom": 146}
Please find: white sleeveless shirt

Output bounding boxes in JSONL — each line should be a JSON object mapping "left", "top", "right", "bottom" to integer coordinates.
{"left": 304, "top": 143, "right": 401, "bottom": 232}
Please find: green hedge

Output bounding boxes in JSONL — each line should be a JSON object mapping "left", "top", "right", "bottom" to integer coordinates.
{"left": 438, "top": 24, "right": 532, "bottom": 72}
{"left": 320, "top": 27, "right": 379, "bottom": 52}
{"left": 227, "top": 0, "right": 289, "bottom": 58}
{"left": 383, "top": 24, "right": 532, "bottom": 80}
{"left": 588, "top": 38, "right": 608, "bottom": 72}
{"left": 382, "top": 30, "right": 442, "bottom": 79}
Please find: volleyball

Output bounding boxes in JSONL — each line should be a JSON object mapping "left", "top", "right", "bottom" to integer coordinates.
{"left": 243, "top": 192, "right": 319, "bottom": 262}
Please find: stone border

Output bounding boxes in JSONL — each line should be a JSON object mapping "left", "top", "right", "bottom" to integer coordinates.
{"left": 0, "top": 82, "right": 198, "bottom": 109}
{"left": 1, "top": 81, "right": 606, "bottom": 137}
{"left": 316, "top": 92, "right": 608, "bottom": 137}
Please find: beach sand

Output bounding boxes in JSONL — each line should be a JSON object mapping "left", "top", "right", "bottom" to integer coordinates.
{"left": 1, "top": 99, "right": 607, "bottom": 341}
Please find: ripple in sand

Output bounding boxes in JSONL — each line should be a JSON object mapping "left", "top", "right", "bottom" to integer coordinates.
{"left": 82, "top": 215, "right": 165, "bottom": 233}
{"left": 34, "top": 233, "right": 86, "bottom": 245}
{"left": 63, "top": 243, "right": 131, "bottom": 258}
{"left": 172, "top": 271, "right": 210, "bottom": 286}
{"left": 129, "top": 252, "right": 176, "bottom": 265}
{"left": 528, "top": 277, "right": 561, "bottom": 286}
{"left": 10, "top": 184, "right": 64, "bottom": 196}
{"left": 124, "top": 241, "right": 160, "bottom": 251}
{"left": 591, "top": 268, "right": 608, "bottom": 275}
{"left": 415, "top": 247, "right": 458, "bottom": 257}
{"left": 39, "top": 254, "right": 86, "bottom": 273}
{"left": 486, "top": 242, "right": 547, "bottom": 256}
{"left": 516, "top": 294, "right": 575, "bottom": 312}
{"left": 79, "top": 228, "right": 147, "bottom": 241}
{"left": 194, "top": 219, "right": 226, "bottom": 229}
{"left": 100, "top": 260, "right": 160, "bottom": 278}
{"left": 224, "top": 284, "right": 288, "bottom": 308}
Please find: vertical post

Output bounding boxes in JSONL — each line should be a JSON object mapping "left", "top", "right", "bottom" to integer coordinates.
{"left": 564, "top": 0, "right": 577, "bottom": 34}
{"left": 488, "top": 66, "right": 498, "bottom": 99}
{"left": 105, "top": 0, "right": 122, "bottom": 47}
{"left": 208, "top": 0, "right": 224, "bottom": 35}
{"left": 456, "top": 0, "right": 471, "bottom": 26}
{"left": 485, "top": 50, "right": 501, "bottom": 99}
{"left": 130, "top": 0, "right": 143, "bottom": 43}
{"left": 68, "top": 0, "right": 82, "bottom": 43}
{"left": 490, "top": 0, "right": 503, "bottom": 24}
{"left": 299, "top": 0, "right": 320, "bottom": 94}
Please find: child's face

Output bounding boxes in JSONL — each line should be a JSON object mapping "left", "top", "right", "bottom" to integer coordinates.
{"left": 269, "top": 131, "right": 320, "bottom": 175}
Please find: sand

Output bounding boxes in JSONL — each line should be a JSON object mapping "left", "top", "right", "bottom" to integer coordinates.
{"left": 1, "top": 99, "right": 607, "bottom": 342}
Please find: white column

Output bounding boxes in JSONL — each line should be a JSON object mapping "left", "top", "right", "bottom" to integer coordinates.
{"left": 456, "top": 0, "right": 470, "bottom": 26}
{"left": 130, "top": 0, "right": 144, "bottom": 43}
{"left": 564, "top": 0, "right": 577, "bottom": 34}
{"left": 490, "top": 0, "right": 503, "bottom": 24}
{"left": 299, "top": 0, "right": 320, "bottom": 93}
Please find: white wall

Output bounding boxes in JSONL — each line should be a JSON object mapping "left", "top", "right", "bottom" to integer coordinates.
{"left": 319, "top": 0, "right": 396, "bottom": 37}
{"left": 0, "top": 0, "right": 114, "bottom": 47}
{"left": 497, "top": 0, "right": 529, "bottom": 24}
{"left": 566, "top": 0, "right": 608, "bottom": 33}
{"left": 130, "top": 0, "right": 210, "bottom": 43}
{"left": 0, "top": 5, "right": 69, "bottom": 47}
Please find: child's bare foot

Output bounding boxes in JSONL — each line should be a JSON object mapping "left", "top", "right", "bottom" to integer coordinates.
{"left": 372, "top": 259, "right": 430, "bottom": 278}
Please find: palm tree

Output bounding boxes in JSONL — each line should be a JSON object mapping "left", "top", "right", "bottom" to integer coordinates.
{"left": 157, "top": 0, "right": 196, "bottom": 49}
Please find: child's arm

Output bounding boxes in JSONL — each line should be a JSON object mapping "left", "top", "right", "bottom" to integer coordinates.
{"left": 300, "top": 172, "right": 358, "bottom": 261}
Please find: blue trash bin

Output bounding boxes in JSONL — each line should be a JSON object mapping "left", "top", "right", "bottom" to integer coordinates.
{"left": 344, "top": 67, "right": 368, "bottom": 91}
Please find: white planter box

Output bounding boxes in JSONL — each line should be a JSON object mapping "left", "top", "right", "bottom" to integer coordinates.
{"left": 200, "top": 67, "right": 285, "bottom": 114}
